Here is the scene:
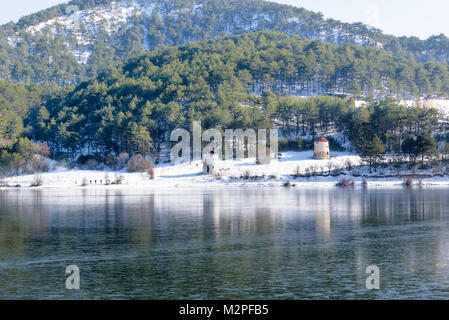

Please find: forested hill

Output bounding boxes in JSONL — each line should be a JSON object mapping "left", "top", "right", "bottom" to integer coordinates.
{"left": 66, "top": 31, "right": 449, "bottom": 101}
{"left": 1, "top": 0, "right": 449, "bottom": 86}
{"left": 23, "top": 31, "right": 446, "bottom": 158}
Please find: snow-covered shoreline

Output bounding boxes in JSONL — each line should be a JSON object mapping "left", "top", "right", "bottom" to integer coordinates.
{"left": 2, "top": 152, "right": 449, "bottom": 189}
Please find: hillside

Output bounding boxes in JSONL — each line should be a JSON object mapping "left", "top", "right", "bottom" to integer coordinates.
{"left": 1, "top": 0, "right": 449, "bottom": 86}
{"left": 1, "top": 32, "right": 447, "bottom": 181}
{"left": 25, "top": 32, "right": 442, "bottom": 159}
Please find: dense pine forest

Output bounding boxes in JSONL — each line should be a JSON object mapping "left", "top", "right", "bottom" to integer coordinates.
{"left": 1, "top": 32, "right": 448, "bottom": 175}
{"left": 1, "top": 0, "right": 449, "bottom": 85}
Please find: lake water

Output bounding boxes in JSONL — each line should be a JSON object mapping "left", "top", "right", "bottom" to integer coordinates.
{"left": 1, "top": 187, "right": 449, "bottom": 300}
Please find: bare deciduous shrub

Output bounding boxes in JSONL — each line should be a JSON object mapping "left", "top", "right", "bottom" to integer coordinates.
{"left": 0, "top": 176, "right": 9, "bottom": 188}
{"left": 81, "top": 177, "right": 89, "bottom": 187}
{"left": 241, "top": 170, "right": 251, "bottom": 180}
{"left": 293, "top": 166, "right": 301, "bottom": 178}
{"left": 345, "top": 159, "right": 353, "bottom": 170}
{"left": 147, "top": 166, "right": 155, "bottom": 180}
{"left": 404, "top": 178, "right": 413, "bottom": 187}
{"left": 104, "top": 173, "right": 110, "bottom": 185}
{"left": 432, "top": 161, "right": 443, "bottom": 174}
{"left": 336, "top": 179, "right": 355, "bottom": 187}
{"left": 118, "top": 153, "right": 129, "bottom": 169}
{"left": 39, "top": 158, "right": 50, "bottom": 172}
{"left": 305, "top": 167, "right": 312, "bottom": 178}
{"left": 28, "top": 155, "right": 51, "bottom": 173}
{"left": 55, "top": 160, "right": 69, "bottom": 170}
{"left": 35, "top": 142, "right": 51, "bottom": 158}
{"left": 24, "top": 159, "right": 35, "bottom": 174}
{"left": 113, "top": 173, "right": 124, "bottom": 185}
{"left": 331, "top": 167, "right": 343, "bottom": 176}
{"left": 326, "top": 161, "right": 334, "bottom": 174}
{"left": 126, "top": 154, "right": 154, "bottom": 173}
{"left": 362, "top": 178, "right": 368, "bottom": 186}
{"left": 30, "top": 175, "right": 43, "bottom": 187}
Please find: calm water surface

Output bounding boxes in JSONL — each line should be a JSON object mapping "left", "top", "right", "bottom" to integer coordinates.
{"left": 1, "top": 187, "right": 449, "bottom": 299}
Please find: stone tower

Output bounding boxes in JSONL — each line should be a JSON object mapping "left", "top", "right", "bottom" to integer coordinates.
{"left": 314, "top": 137, "right": 330, "bottom": 160}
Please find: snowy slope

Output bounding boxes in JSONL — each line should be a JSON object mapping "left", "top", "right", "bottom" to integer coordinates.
{"left": 17, "top": 0, "right": 384, "bottom": 65}
{"left": 3, "top": 151, "right": 449, "bottom": 189}
{"left": 27, "top": 1, "right": 143, "bottom": 64}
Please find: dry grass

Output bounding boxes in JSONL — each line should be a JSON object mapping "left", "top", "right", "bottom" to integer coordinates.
{"left": 30, "top": 175, "right": 43, "bottom": 187}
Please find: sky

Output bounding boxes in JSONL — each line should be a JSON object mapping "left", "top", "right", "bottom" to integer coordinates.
{"left": 273, "top": 0, "right": 449, "bottom": 39}
{"left": 0, "top": 0, "right": 448, "bottom": 40}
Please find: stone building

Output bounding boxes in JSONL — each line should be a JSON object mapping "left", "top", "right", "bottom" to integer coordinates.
{"left": 314, "top": 137, "right": 330, "bottom": 160}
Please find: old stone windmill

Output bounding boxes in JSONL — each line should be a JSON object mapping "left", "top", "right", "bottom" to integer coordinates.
{"left": 314, "top": 137, "right": 331, "bottom": 160}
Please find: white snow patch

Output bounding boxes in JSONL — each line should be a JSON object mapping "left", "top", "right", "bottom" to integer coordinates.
{"left": 25, "top": 1, "right": 145, "bottom": 64}
{"left": 287, "top": 17, "right": 300, "bottom": 24}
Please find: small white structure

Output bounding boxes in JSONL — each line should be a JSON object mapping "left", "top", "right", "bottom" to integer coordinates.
{"left": 314, "top": 137, "right": 331, "bottom": 160}
{"left": 203, "top": 150, "right": 220, "bottom": 174}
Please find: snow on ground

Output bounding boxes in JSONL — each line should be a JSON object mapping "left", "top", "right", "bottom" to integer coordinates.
{"left": 2, "top": 151, "right": 449, "bottom": 189}
{"left": 355, "top": 99, "right": 449, "bottom": 115}
{"left": 431, "top": 100, "right": 449, "bottom": 116}
{"left": 26, "top": 1, "right": 142, "bottom": 65}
